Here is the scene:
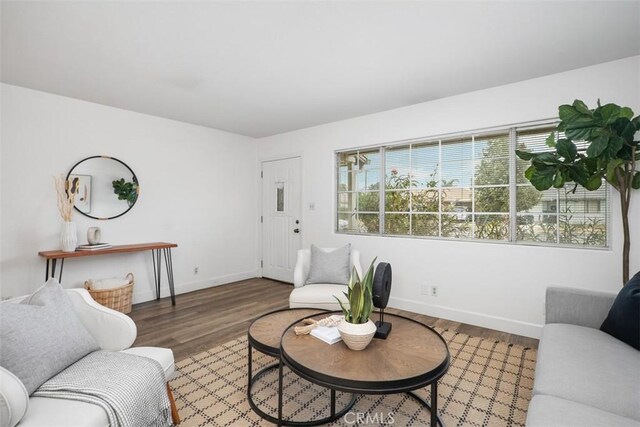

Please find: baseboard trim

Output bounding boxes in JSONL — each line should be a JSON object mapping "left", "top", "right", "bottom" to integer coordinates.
{"left": 389, "top": 296, "right": 542, "bottom": 339}
{"left": 132, "top": 269, "right": 259, "bottom": 304}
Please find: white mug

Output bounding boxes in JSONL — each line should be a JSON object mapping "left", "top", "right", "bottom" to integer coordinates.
{"left": 87, "top": 227, "right": 102, "bottom": 245}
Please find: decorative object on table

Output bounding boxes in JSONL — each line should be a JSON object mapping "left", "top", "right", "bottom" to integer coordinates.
{"left": 77, "top": 242, "right": 112, "bottom": 251}
{"left": 54, "top": 174, "right": 80, "bottom": 252}
{"left": 66, "top": 156, "right": 139, "bottom": 220}
{"left": 372, "top": 262, "right": 393, "bottom": 339}
{"left": 309, "top": 326, "right": 342, "bottom": 345}
{"left": 112, "top": 178, "right": 139, "bottom": 207}
{"left": 334, "top": 258, "right": 377, "bottom": 350}
{"left": 87, "top": 226, "right": 102, "bottom": 245}
{"left": 84, "top": 273, "right": 134, "bottom": 314}
{"left": 294, "top": 315, "right": 343, "bottom": 344}
{"left": 68, "top": 174, "right": 92, "bottom": 213}
{"left": 516, "top": 100, "right": 640, "bottom": 284}
{"left": 294, "top": 314, "right": 342, "bottom": 335}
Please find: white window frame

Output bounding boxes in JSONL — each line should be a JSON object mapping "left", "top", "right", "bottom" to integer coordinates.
{"left": 335, "top": 120, "right": 610, "bottom": 250}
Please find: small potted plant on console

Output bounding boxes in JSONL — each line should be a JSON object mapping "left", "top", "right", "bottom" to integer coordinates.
{"left": 335, "top": 258, "right": 377, "bottom": 350}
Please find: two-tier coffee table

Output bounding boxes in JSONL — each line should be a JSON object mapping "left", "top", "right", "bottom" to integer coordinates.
{"left": 247, "top": 308, "right": 357, "bottom": 425}
{"left": 279, "top": 311, "right": 450, "bottom": 427}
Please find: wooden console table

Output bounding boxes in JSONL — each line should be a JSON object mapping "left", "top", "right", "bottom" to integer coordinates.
{"left": 38, "top": 242, "right": 178, "bottom": 305}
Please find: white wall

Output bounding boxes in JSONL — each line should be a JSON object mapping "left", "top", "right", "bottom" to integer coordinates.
{"left": 0, "top": 84, "right": 259, "bottom": 302}
{"left": 2, "top": 56, "right": 638, "bottom": 337}
{"left": 257, "top": 56, "right": 640, "bottom": 338}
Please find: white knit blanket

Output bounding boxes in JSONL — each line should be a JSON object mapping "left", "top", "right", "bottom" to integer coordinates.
{"left": 33, "top": 351, "right": 172, "bottom": 427}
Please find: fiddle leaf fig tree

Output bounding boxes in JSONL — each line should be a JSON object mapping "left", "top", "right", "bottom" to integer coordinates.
{"left": 516, "top": 100, "right": 640, "bottom": 284}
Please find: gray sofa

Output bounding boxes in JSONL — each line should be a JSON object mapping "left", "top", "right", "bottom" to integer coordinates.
{"left": 526, "top": 287, "right": 640, "bottom": 426}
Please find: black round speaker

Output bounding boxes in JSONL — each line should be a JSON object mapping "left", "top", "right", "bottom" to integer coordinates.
{"left": 372, "top": 262, "right": 392, "bottom": 309}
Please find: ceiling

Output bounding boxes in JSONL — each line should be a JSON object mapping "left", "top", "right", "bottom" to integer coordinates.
{"left": 2, "top": 1, "right": 639, "bottom": 138}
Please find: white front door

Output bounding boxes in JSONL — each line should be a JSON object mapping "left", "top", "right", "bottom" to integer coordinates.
{"left": 261, "top": 157, "right": 302, "bottom": 283}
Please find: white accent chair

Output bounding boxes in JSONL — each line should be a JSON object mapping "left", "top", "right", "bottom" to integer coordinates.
{"left": 289, "top": 248, "right": 363, "bottom": 310}
{"left": 0, "top": 289, "right": 176, "bottom": 427}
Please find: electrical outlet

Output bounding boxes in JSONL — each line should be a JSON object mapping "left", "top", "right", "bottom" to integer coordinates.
{"left": 430, "top": 286, "right": 438, "bottom": 297}
{"left": 421, "top": 284, "right": 430, "bottom": 295}
{"left": 194, "top": 267, "right": 199, "bottom": 275}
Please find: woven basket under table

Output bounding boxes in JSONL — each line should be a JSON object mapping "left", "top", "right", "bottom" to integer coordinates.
{"left": 84, "top": 273, "right": 134, "bottom": 314}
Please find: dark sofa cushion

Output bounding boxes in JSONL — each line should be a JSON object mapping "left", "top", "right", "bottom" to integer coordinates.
{"left": 600, "top": 271, "right": 640, "bottom": 350}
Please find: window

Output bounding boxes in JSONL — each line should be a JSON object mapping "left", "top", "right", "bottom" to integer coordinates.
{"left": 515, "top": 128, "right": 608, "bottom": 246}
{"left": 337, "top": 150, "right": 380, "bottom": 233}
{"left": 336, "top": 124, "right": 608, "bottom": 248}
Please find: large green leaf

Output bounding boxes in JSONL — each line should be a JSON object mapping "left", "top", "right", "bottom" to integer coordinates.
{"left": 558, "top": 104, "right": 580, "bottom": 122}
{"left": 586, "top": 135, "right": 609, "bottom": 157}
{"left": 553, "top": 171, "right": 566, "bottom": 188}
{"left": 360, "top": 288, "right": 372, "bottom": 323}
{"left": 530, "top": 168, "right": 555, "bottom": 190}
{"left": 599, "top": 103, "right": 621, "bottom": 124}
{"left": 572, "top": 99, "right": 593, "bottom": 116}
{"left": 567, "top": 163, "right": 590, "bottom": 185}
{"left": 615, "top": 119, "right": 637, "bottom": 141}
{"left": 559, "top": 104, "right": 591, "bottom": 123}
{"left": 515, "top": 150, "right": 534, "bottom": 161}
{"left": 606, "top": 159, "right": 626, "bottom": 183}
{"left": 564, "top": 122, "right": 597, "bottom": 141}
{"left": 584, "top": 175, "right": 603, "bottom": 191}
{"left": 524, "top": 165, "right": 536, "bottom": 180}
{"left": 607, "top": 136, "right": 624, "bottom": 157}
{"left": 583, "top": 157, "right": 600, "bottom": 175}
{"left": 350, "top": 281, "right": 363, "bottom": 320}
{"left": 532, "top": 152, "right": 560, "bottom": 167}
{"left": 620, "top": 107, "right": 634, "bottom": 119}
{"left": 556, "top": 139, "right": 577, "bottom": 161}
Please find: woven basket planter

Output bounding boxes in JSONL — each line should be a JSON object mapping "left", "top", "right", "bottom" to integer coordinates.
{"left": 84, "top": 273, "right": 134, "bottom": 314}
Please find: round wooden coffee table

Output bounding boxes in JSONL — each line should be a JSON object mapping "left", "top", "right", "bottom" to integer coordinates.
{"left": 247, "top": 308, "right": 356, "bottom": 425}
{"left": 279, "top": 312, "right": 450, "bottom": 427}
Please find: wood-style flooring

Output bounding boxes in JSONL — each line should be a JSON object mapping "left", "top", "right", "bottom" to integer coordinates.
{"left": 130, "top": 278, "right": 538, "bottom": 362}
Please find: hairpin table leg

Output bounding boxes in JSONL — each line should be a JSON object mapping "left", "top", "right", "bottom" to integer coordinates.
{"left": 58, "top": 259, "right": 65, "bottom": 283}
{"left": 163, "top": 248, "right": 176, "bottom": 306}
{"left": 152, "top": 249, "right": 162, "bottom": 300}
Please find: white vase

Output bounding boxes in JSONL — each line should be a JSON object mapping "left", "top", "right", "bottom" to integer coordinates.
{"left": 60, "top": 221, "right": 78, "bottom": 252}
{"left": 338, "top": 318, "right": 377, "bottom": 351}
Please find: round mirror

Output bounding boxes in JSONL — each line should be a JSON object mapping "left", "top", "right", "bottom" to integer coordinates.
{"left": 66, "top": 156, "right": 139, "bottom": 220}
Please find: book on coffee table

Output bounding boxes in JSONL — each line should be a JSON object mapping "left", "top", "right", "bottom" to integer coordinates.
{"left": 310, "top": 326, "right": 342, "bottom": 345}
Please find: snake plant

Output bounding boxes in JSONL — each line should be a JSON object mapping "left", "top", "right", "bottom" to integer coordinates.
{"left": 335, "top": 258, "right": 376, "bottom": 324}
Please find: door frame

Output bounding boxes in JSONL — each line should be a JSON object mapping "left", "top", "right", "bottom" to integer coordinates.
{"left": 258, "top": 154, "right": 304, "bottom": 279}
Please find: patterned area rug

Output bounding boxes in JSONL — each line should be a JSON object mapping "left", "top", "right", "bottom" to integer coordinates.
{"left": 170, "top": 329, "right": 536, "bottom": 426}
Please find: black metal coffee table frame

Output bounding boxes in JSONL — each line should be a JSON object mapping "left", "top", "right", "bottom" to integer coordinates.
{"left": 247, "top": 308, "right": 356, "bottom": 426}
{"left": 278, "top": 312, "right": 450, "bottom": 427}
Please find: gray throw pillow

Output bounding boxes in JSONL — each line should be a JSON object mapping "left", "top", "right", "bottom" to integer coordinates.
{"left": 306, "top": 244, "right": 351, "bottom": 285}
{"left": 0, "top": 279, "right": 100, "bottom": 395}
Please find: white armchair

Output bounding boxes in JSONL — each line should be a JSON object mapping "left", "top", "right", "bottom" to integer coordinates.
{"left": 0, "top": 289, "right": 177, "bottom": 427}
{"left": 289, "top": 248, "right": 363, "bottom": 310}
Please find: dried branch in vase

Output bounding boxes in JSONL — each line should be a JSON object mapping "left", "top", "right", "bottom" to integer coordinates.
{"left": 54, "top": 174, "right": 79, "bottom": 222}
